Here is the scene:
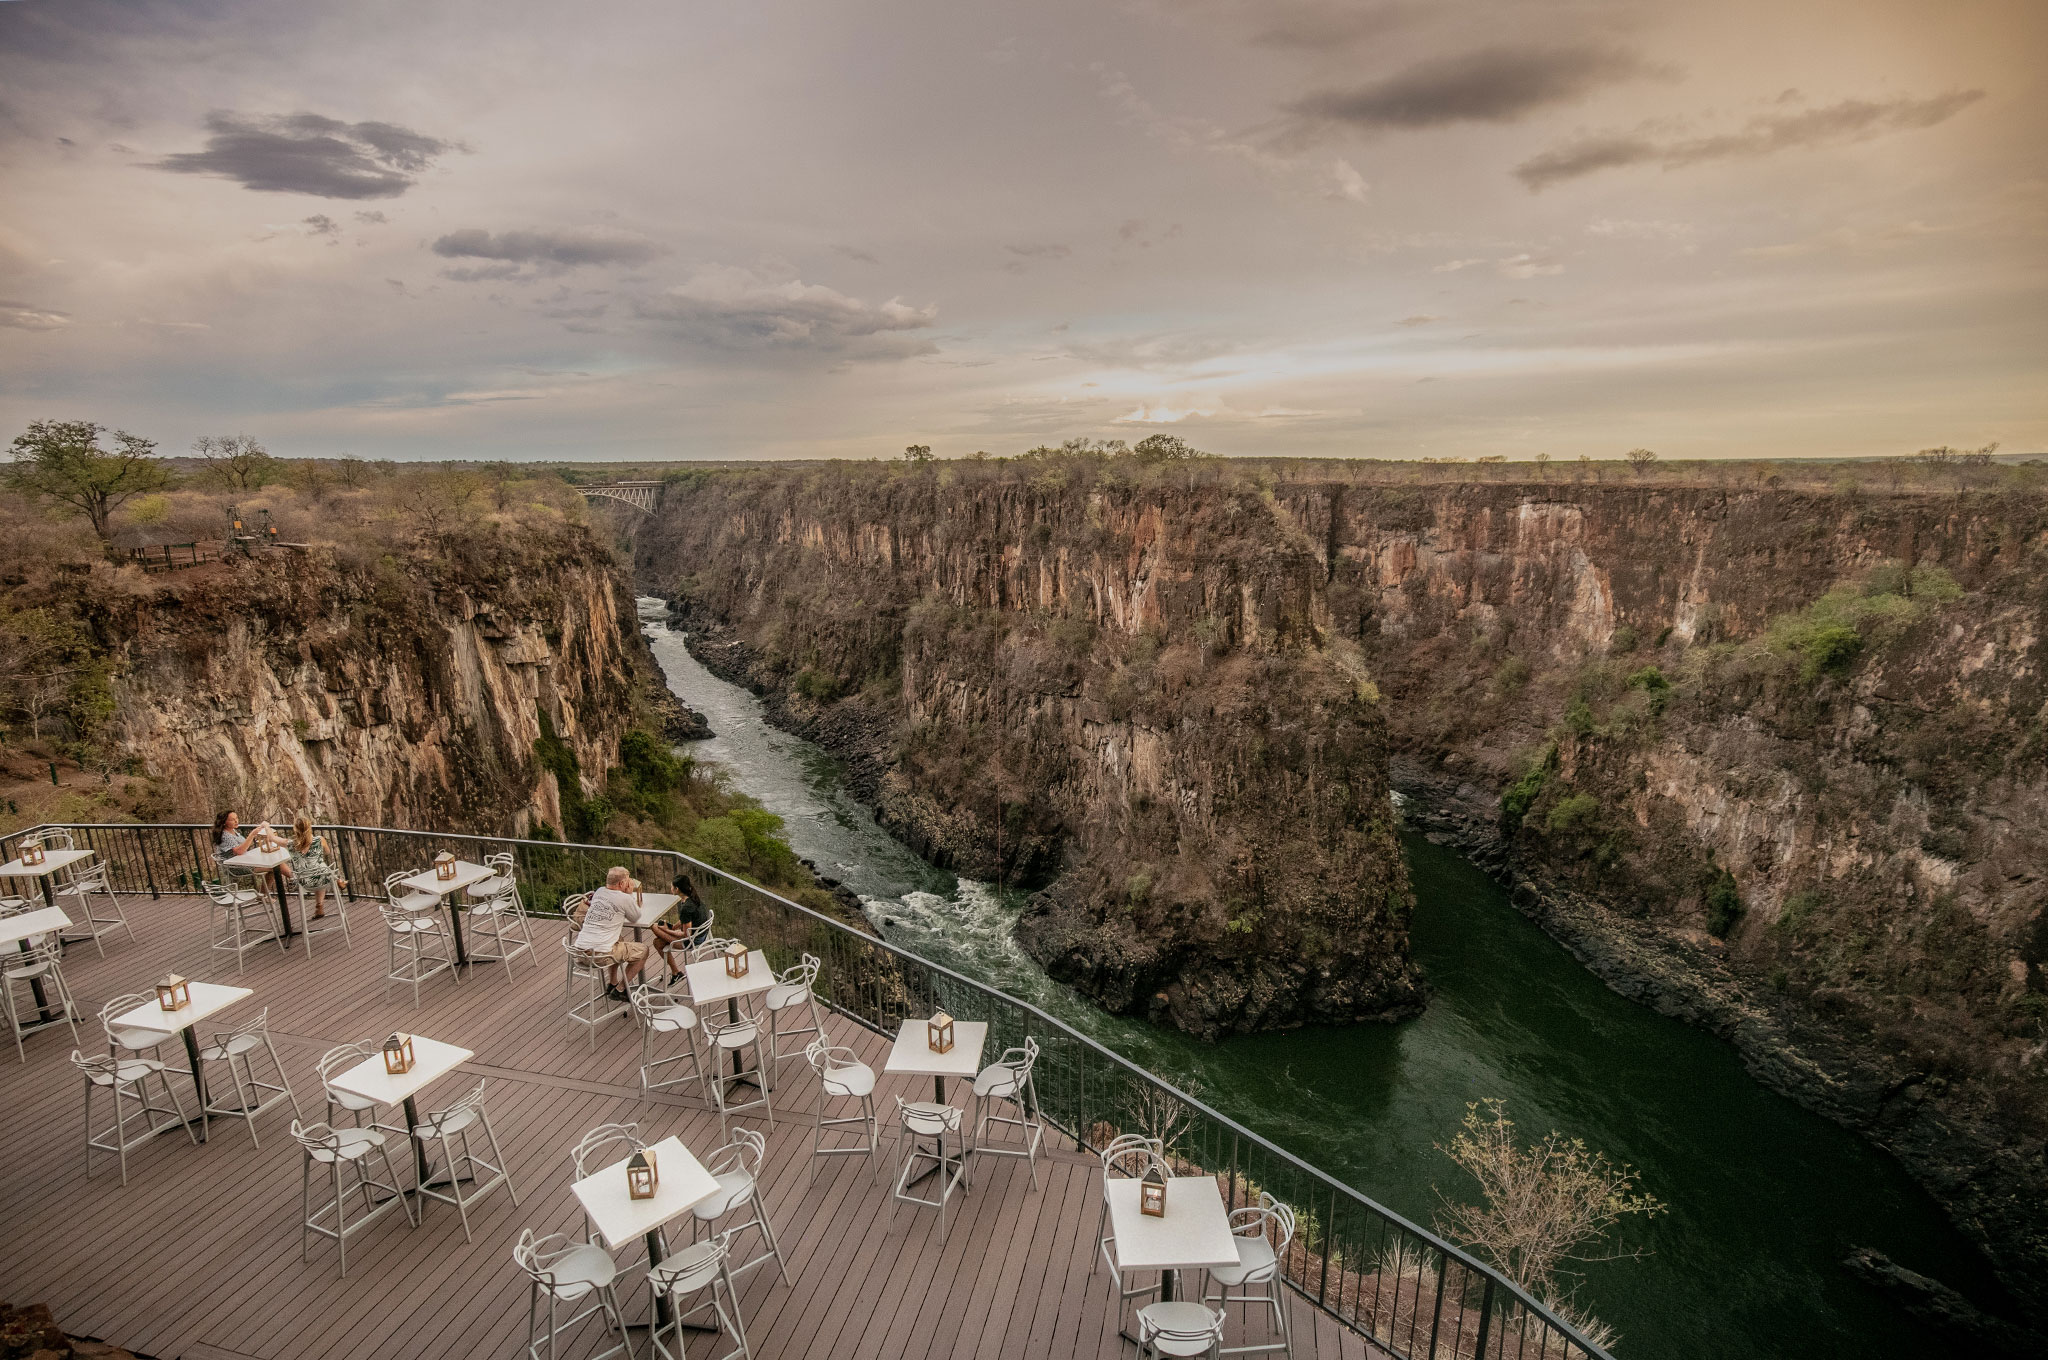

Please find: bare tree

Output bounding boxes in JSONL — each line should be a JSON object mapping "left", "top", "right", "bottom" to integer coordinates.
{"left": 1625, "top": 447, "right": 1658, "bottom": 477}
{"left": 192, "top": 433, "right": 280, "bottom": 491}
{"left": 335, "top": 456, "right": 370, "bottom": 489}
{"left": 1534, "top": 452, "right": 1551, "bottom": 481}
{"left": 6, "top": 420, "right": 171, "bottom": 541}
{"left": 1434, "top": 1099, "right": 1663, "bottom": 1302}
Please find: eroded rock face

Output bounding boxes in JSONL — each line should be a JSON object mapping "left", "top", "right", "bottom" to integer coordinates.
{"left": 636, "top": 469, "right": 1423, "bottom": 1040}
{"left": 107, "top": 526, "right": 640, "bottom": 833}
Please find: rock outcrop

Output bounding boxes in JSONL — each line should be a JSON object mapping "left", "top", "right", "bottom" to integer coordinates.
{"left": 634, "top": 464, "right": 1423, "bottom": 1039}
{"left": 104, "top": 523, "right": 640, "bottom": 833}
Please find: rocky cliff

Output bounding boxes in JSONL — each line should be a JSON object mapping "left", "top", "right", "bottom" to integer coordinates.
{"left": 642, "top": 459, "right": 2048, "bottom": 1319}
{"left": 104, "top": 521, "right": 640, "bottom": 833}
{"left": 633, "top": 463, "right": 1423, "bottom": 1039}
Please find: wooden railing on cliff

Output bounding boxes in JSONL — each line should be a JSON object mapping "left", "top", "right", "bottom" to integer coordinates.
{"left": 8, "top": 819, "right": 1615, "bottom": 1360}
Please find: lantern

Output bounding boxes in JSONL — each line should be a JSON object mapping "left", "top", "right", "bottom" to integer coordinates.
{"left": 1139, "top": 1163, "right": 1167, "bottom": 1217}
{"left": 382, "top": 1033, "right": 415, "bottom": 1075}
{"left": 927, "top": 1011, "right": 955, "bottom": 1054}
{"left": 722, "top": 940, "right": 750, "bottom": 977}
{"left": 20, "top": 842, "right": 44, "bottom": 867}
{"left": 434, "top": 851, "right": 457, "bottom": 881}
{"left": 626, "top": 1148, "right": 658, "bottom": 1200}
{"left": 155, "top": 974, "right": 191, "bottom": 1011}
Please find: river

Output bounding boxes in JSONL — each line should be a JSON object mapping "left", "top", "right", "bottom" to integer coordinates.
{"left": 640, "top": 600, "right": 1998, "bottom": 1358}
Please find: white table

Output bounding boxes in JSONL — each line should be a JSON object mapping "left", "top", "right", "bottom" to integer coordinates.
{"left": 628, "top": 892, "right": 682, "bottom": 929}
{"left": 398, "top": 861, "right": 500, "bottom": 967}
{"left": 884, "top": 1016, "right": 988, "bottom": 1192}
{"left": 0, "top": 849, "right": 97, "bottom": 923}
{"left": 0, "top": 906, "right": 72, "bottom": 1023}
{"left": 572, "top": 1134, "right": 721, "bottom": 1329}
{"left": 112, "top": 982, "right": 253, "bottom": 1139}
{"left": 1107, "top": 1175, "right": 1240, "bottom": 1319}
{"left": 225, "top": 844, "right": 298, "bottom": 943}
{"left": 684, "top": 949, "right": 775, "bottom": 1087}
{"left": 326, "top": 1035, "right": 475, "bottom": 1189}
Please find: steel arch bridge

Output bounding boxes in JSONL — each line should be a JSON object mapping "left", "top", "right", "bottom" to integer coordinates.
{"left": 579, "top": 480, "right": 661, "bottom": 512}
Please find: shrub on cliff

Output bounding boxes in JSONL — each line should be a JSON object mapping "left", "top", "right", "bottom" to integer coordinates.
{"left": 1705, "top": 869, "right": 1742, "bottom": 937}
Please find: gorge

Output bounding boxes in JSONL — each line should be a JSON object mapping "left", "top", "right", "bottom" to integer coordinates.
{"left": 630, "top": 458, "right": 2048, "bottom": 1335}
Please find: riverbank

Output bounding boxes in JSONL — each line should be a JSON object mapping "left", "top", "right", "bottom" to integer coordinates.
{"left": 640, "top": 596, "right": 2017, "bottom": 1358}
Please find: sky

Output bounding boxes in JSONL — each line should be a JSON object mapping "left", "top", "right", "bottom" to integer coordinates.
{"left": 0, "top": 0, "right": 2042, "bottom": 462}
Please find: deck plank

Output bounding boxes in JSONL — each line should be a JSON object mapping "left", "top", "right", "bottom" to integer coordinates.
{"left": 2, "top": 891, "right": 1380, "bottom": 1360}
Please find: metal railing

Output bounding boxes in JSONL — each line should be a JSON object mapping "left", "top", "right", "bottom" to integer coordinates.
{"left": 5, "top": 819, "right": 1612, "bottom": 1360}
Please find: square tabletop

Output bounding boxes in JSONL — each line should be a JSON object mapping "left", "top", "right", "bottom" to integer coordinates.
{"left": 325, "top": 1035, "right": 475, "bottom": 1106}
{"left": 683, "top": 950, "right": 775, "bottom": 1006}
{"left": 400, "top": 860, "right": 499, "bottom": 898}
{"left": 883, "top": 1016, "right": 989, "bottom": 1080}
{"left": 1107, "top": 1175, "right": 1241, "bottom": 1273}
{"left": 0, "top": 906, "right": 72, "bottom": 947}
{"left": 0, "top": 848, "right": 95, "bottom": 879}
{"left": 227, "top": 845, "right": 291, "bottom": 870}
{"left": 629, "top": 892, "right": 682, "bottom": 927}
{"left": 571, "top": 1135, "right": 721, "bottom": 1247}
{"left": 111, "top": 981, "right": 253, "bottom": 1036}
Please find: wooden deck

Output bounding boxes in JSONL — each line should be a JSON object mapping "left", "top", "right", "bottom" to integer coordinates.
{"left": 1, "top": 892, "right": 1382, "bottom": 1360}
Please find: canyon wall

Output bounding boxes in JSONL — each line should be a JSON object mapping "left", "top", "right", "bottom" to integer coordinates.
{"left": 642, "top": 461, "right": 2048, "bottom": 1318}
{"left": 634, "top": 466, "right": 1423, "bottom": 1040}
{"left": 105, "top": 521, "right": 639, "bottom": 833}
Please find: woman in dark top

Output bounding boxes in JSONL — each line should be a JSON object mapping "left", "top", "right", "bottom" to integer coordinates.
{"left": 650, "top": 874, "right": 711, "bottom": 976}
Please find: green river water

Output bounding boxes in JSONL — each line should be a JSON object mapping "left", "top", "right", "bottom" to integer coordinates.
{"left": 642, "top": 601, "right": 2003, "bottom": 1358}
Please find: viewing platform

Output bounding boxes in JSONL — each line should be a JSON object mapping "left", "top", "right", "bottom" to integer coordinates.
{"left": 0, "top": 823, "right": 1606, "bottom": 1360}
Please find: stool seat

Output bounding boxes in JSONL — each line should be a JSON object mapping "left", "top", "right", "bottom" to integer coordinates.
{"left": 1208, "top": 1236, "right": 1276, "bottom": 1287}
{"left": 392, "top": 891, "right": 439, "bottom": 912}
{"left": 464, "top": 875, "right": 510, "bottom": 899}
{"left": 651, "top": 1003, "right": 698, "bottom": 1032}
{"left": 1138, "top": 1302, "right": 1226, "bottom": 1357}
{"left": 200, "top": 1031, "right": 265, "bottom": 1061}
{"left": 306, "top": 1126, "right": 387, "bottom": 1163}
{"left": 692, "top": 1168, "right": 758, "bottom": 1220}
{"left": 822, "top": 1062, "right": 875, "bottom": 1098}
{"left": 541, "top": 1242, "right": 620, "bottom": 1300}
{"left": 84, "top": 1056, "right": 167, "bottom": 1086}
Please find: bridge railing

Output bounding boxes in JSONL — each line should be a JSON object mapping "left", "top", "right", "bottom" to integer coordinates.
{"left": 5, "top": 818, "right": 1613, "bottom": 1360}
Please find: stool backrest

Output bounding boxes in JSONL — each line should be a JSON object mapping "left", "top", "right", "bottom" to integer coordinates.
{"left": 99, "top": 993, "right": 152, "bottom": 1042}
{"left": 652, "top": 1233, "right": 730, "bottom": 1295}
{"left": 70, "top": 1049, "right": 124, "bottom": 1085}
{"left": 317, "top": 1040, "right": 376, "bottom": 1094}
{"left": 569, "top": 1121, "right": 644, "bottom": 1179}
{"left": 702, "top": 1126, "right": 765, "bottom": 1178}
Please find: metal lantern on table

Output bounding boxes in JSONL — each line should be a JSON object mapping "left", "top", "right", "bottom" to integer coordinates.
{"left": 722, "top": 940, "right": 749, "bottom": 978}
{"left": 434, "top": 851, "right": 458, "bottom": 882}
{"left": 382, "top": 1032, "right": 415, "bottom": 1075}
{"left": 927, "top": 1010, "right": 955, "bottom": 1054}
{"left": 626, "top": 1148, "right": 659, "bottom": 1200}
{"left": 1139, "top": 1162, "right": 1167, "bottom": 1217}
{"left": 155, "top": 974, "right": 191, "bottom": 1011}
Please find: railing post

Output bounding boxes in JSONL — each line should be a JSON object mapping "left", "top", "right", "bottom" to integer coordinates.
{"left": 1425, "top": 1246, "right": 1449, "bottom": 1360}
{"left": 1473, "top": 1276, "right": 1495, "bottom": 1360}
{"left": 138, "top": 827, "right": 159, "bottom": 898}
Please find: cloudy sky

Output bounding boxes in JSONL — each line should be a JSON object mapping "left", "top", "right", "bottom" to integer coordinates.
{"left": 0, "top": 0, "right": 2041, "bottom": 461}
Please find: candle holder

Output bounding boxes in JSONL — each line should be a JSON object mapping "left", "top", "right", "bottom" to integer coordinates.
{"left": 20, "top": 842, "right": 45, "bottom": 867}
{"left": 382, "top": 1033, "right": 415, "bottom": 1075}
{"left": 927, "top": 1011, "right": 955, "bottom": 1054}
{"left": 434, "top": 851, "right": 458, "bottom": 881}
{"left": 626, "top": 1148, "right": 659, "bottom": 1200}
{"left": 722, "top": 941, "right": 749, "bottom": 978}
{"left": 155, "top": 975, "right": 191, "bottom": 1010}
{"left": 1139, "top": 1163, "right": 1167, "bottom": 1217}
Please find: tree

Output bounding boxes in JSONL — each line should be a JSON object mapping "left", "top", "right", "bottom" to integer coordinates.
{"left": 1534, "top": 452, "right": 1551, "bottom": 480}
{"left": 1132, "top": 434, "right": 1203, "bottom": 463}
{"left": 335, "top": 456, "right": 371, "bottom": 489}
{"left": 191, "top": 433, "right": 279, "bottom": 491}
{"left": 5, "top": 420, "right": 171, "bottom": 541}
{"left": 1625, "top": 447, "right": 1658, "bottom": 476}
{"left": 1435, "top": 1099, "right": 1663, "bottom": 1303}
{"left": 902, "top": 444, "right": 933, "bottom": 462}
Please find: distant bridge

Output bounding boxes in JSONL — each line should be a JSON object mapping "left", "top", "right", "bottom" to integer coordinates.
{"left": 580, "top": 480, "right": 662, "bottom": 512}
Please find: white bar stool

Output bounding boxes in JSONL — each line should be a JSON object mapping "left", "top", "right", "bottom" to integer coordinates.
{"left": 197, "top": 1007, "right": 301, "bottom": 1147}
{"left": 628, "top": 982, "right": 704, "bottom": 1098}
{"left": 292, "top": 1118, "right": 418, "bottom": 1277}
{"left": 689, "top": 1129, "right": 791, "bottom": 1287}
{"left": 72, "top": 1048, "right": 197, "bottom": 1184}
{"left": 647, "top": 1231, "right": 751, "bottom": 1360}
{"left": 970, "top": 1036, "right": 1044, "bottom": 1190}
{"left": 802, "top": 1034, "right": 878, "bottom": 1182}
{"left": 411, "top": 1077, "right": 519, "bottom": 1242}
{"left": 512, "top": 1228, "right": 638, "bottom": 1360}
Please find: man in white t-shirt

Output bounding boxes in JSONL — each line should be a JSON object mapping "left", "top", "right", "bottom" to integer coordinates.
{"left": 572, "top": 866, "right": 650, "bottom": 997}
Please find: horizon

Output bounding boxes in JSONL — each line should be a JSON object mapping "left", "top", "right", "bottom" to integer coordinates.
{"left": 2, "top": 0, "right": 2043, "bottom": 463}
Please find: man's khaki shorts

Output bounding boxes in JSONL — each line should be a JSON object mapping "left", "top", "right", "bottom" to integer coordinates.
{"left": 610, "top": 939, "right": 650, "bottom": 963}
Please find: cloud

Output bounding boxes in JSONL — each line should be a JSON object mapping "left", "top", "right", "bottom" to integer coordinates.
{"left": 1004, "top": 243, "right": 1071, "bottom": 274}
{"left": 303, "top": 214, "right": 339, "bottom": 237}
{"left": 431, "top": 227, "right": 668, "bottom": 279}
{"left": 1396, "top": 314, "right": 1437, "bottom": 326}
{"left": 832, "top": 245, "right": 878, "bottom": 264}
{"left": 0, "top": 300, "right": 69, "bottom": 331}
{"left": 1496, "top": 253, "right": 1562, "bottom": 278}
{"left": 354, "top": 210, "right": 387, "bottom": 225}
{"left": 1432, "top": 258, "right": 1485, "bottom": 272}
{"left": 1586, "top": 217, "right": 1693, "bottom": 241}
{"left": 1516, "top": 89, "right": 1985, "bottom": 189}
{"left": 1288, "top": 45, "right": 1655, "bottom": 134}
{"left": 1328, "top": 158, "right": 1370, "bottom": 203}
{"left": 632, "top": 265, "right": 937, "bottom": 357}
{"left": 150, "top": 112, "right": 458, "bottom": 199}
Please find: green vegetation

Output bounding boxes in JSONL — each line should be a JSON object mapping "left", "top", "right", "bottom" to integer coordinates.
{"left": 1774, "top": 891, "right": 1819, "bottom": 936}
{"left": 7, "top": 420, "right": 171, "bottom": 541}
{"left": 1544, "top": 793, "right": 1601, "bottom": 835}
{"left": 1764, "top": 565, "right": 1962, "bottom": 685}
{"left": 1500, "top": 743, "right": 1556, "bottom": 823}
{"left": 1705, "top": 870, "right": 1742, "bottom": 937}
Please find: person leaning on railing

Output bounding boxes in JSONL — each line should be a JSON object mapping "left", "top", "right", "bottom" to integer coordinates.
{"left": 572, "top": 866, "right": 650, "bottom": 1000}
{"left": 287, "top": 815, "right": 346, "bottom": 920}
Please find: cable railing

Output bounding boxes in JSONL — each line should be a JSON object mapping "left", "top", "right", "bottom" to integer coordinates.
{"left": 5, "top": 818, "right": 1612, "bottom": 1360}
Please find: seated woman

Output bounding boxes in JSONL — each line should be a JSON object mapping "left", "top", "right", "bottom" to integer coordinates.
{"left": 649, "top": 874, "right": 711, "bottom": 976}
{"left": 286, "top": 815, "right": 346, "bottom": 920}
{"left": 213, "top": 810, "right": 281, "bottom": 892}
